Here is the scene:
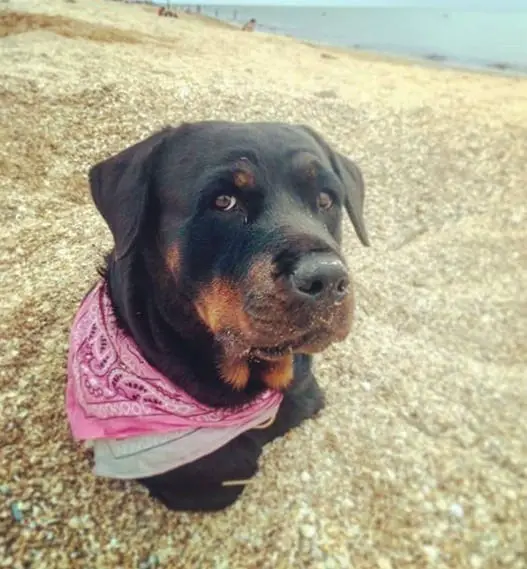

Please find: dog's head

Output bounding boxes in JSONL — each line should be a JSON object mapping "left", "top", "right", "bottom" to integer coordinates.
{"left": 89, "top": 121, "right": 369, "bottom": 395}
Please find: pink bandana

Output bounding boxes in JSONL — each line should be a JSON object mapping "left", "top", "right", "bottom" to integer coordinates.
{"left": 66, "top": 281, "right": 283, "bottom": 479}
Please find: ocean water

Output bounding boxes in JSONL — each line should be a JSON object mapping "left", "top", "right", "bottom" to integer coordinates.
{"left": 188, "top": 5, "right": 527, "bottom": 74}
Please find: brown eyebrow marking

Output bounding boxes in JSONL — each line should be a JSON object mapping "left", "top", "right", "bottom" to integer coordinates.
{"left": 305, "top": 160, "right": 318, "bottom": 180}
{"left": 291, "top": 152, "right": 321, "bottom": 182}
{"left": 233, "top": 169, "right": 255, "bottom": 189}
{"left": 229, "top": 156, "right": 256, "bottom": 190}
{"left": 232, "top": 156, "right": 256, "bottom": 189}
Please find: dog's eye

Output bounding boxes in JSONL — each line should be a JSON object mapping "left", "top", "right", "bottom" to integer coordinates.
{"left": 317, "top": 192, "right": 333, "bottom": 210}
{"left": 214, "top": 195, "right": 237, "bottom": 211}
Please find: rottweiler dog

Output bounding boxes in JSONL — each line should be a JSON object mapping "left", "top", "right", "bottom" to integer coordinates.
{"left": 87, "top": 121, "right": 369, "bottom": 511}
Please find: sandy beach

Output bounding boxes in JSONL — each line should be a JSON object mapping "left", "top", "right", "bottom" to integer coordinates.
{"left": 1, "top": 1, "right": 526, "bottom": 567}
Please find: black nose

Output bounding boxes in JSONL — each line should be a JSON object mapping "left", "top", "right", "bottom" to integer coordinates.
{"left": 289, "top": 253, "right": 350, "bottom": 303}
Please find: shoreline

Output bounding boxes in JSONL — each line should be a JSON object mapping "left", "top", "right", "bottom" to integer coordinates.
{"left": 302, "top": 40, "right": 527, "bottom": 79}
{"left": 3, "top": 2, "right": 526, "bottom": 83}
{"left": 172, "top": 3, "right": 527, "bottom": 79}
{"left": 302, "top": 40, "right": 527, "bottom": 78}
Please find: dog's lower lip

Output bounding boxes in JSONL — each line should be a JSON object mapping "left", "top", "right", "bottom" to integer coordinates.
{"left": 251, "top": 345, "right": 293, "bottom": 361}
{"left": 249, "top": 331, "right": 325, "bottom": 361}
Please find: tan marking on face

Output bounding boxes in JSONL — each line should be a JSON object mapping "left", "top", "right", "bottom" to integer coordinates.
{"left": 194, "top": 279, "right": 250, "bottom": 335}
{"left": 195, "top": 279, "right": 253, "bottom": 388}
{"left": 165, "top": 243, "right": 180, "bottom": 275}
{"left": 259, "top": 353, "right": 294, "bottom": 390}
{"left": 217, "top": 356, "right": 251, "bottom": 390}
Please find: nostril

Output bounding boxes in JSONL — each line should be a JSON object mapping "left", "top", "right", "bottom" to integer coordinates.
{"left": 298, "top": 279, "right": 324, "bottom": 296}
{"left": 336, "top": 277, "right": 349, "bottom": 295}
{"left": 290, "top": 253, "right": 349, "bottom": 302}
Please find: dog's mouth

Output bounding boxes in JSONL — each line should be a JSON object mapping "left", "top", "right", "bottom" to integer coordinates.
{"left": 250, "top": 344, "right": 292, "bottom": 362}
{"left": 210, "top": 316, "right": 351, "bottom": 390}
{"left": 248, "top": 330, "right": 330, "bottom": 362}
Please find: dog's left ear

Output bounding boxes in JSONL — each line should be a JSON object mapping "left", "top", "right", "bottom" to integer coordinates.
{"left": 298, "top": 125, "right": 370, "bottom": 247}
{"left": 88, "top": 127, "right": 173, "bottom": 260}
{"left": 331, "top": 151, "right": 370, "bottom": 247}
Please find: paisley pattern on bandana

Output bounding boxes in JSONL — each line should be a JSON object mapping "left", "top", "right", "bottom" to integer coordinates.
{"left": 66, "top": 281, "right": 283, "bottom": 441}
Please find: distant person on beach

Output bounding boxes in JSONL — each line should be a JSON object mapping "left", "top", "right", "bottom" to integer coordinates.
{"left": 157, "top": 6, "right": 178, "bottom": 18}
{"left": 242, "top": 18, "right": 256, "bottom": 32}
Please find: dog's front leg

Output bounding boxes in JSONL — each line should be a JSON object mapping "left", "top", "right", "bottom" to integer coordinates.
{"left": 137, "top": 356, "right": 324, "bottom": 512}
{"left": 137, "top": 433, "right": 263, "bottom": 512}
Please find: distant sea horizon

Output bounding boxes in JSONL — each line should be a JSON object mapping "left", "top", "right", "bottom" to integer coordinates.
{"left": 156, "top": 3, "right": 527, "bottom": 75}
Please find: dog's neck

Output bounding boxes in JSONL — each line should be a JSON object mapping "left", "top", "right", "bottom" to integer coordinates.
{"left": 101, "top": 255, "right": 268, "bottom": 409}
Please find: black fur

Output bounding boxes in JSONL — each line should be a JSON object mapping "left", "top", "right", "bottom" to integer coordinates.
{"left": 87, "top": 121, "right": 369, "bottom": 511}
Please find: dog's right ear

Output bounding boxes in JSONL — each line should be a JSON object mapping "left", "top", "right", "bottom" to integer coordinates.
{"left": 297, "top": 124, "right": 370, "bottom": 247}
{"left": 89, "top": 127, "right": 173, "bottom": 260}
